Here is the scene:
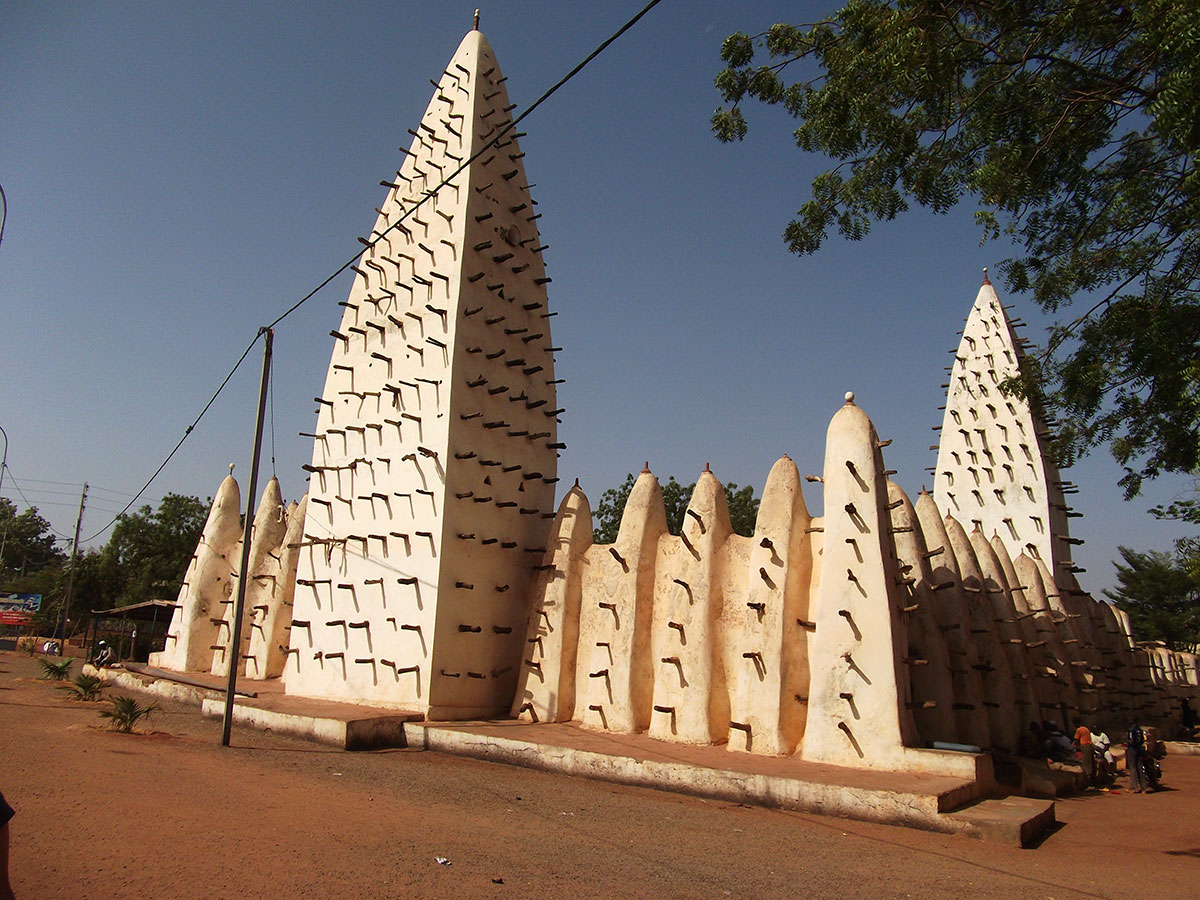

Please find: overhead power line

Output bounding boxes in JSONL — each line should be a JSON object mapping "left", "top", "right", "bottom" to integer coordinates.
{"left": 2, "top": 468, "right": 75, "bottom": 540}
{"left": 86, "top": 484, "right": 139, "bottom": 499}
{"left": 1, "top": 486, "right": 84, "bottom": 498}
{"left": 77, "top": 0, "right": 664, "bottom": 543}
{"left": 1, "top": 498, "right": 85, "bottom": 509}
{"left": 267, "top": 0, "right": 664, "bottom": 331}
{"left": 80, "top": 332, "right": 263, "bottom": 541}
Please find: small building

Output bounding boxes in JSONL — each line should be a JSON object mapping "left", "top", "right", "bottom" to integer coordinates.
{"left": 87, "top": 600, "right": 177, "bottom": 663}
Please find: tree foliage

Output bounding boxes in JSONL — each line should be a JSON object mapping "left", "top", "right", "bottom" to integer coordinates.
{"left": 0, "top": 498, "right": 68, "bottom": 629}
{"left": 1104, "top": 545, "right": 1200, "bottom": 651}
{"left": 713, "top": 0, "right": 1200, "bottom": 497}
{"left": 592, "top": 473, "right": 760, "bottom": 544}
{"left": 0, "top": 497, "right": 64, "bottom": 574}
{"left": 99, "top": 493, "right": 208, "bottom": 607}
{"left": 0, "top": 493, "right": 207, "bottom": 636}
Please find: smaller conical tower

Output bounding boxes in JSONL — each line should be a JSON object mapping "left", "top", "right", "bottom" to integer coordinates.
{"left": 933, "top": 274, "right": 1076, "bottom": 585}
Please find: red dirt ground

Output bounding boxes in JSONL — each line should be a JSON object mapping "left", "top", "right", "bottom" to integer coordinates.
{"left": 3, "top": 650, "right": 1198, "bottom": 900}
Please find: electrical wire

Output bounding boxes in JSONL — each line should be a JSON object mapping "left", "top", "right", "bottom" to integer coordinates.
{"left": 13, "top": 477, "right": 85, "bottom": 488}
{"left": 72, "top": 1, "right": 663, "bottom": 543}
{"left": 267, "top": 0, "right": 663, "bottom": 330}
{"left": 87, "top": 484, "right": 138, "bottom": 499}
{"left": 2, "top": 468, "right": 76, "bottom": 540}
{"left": 0, "top": 486, "right": 82, "bottom": 497}
{"left": 80, "top": 330, "right": 264, "bottom": 542}
{"left": 0, "top": 498, "right": 80, "bottom": 509}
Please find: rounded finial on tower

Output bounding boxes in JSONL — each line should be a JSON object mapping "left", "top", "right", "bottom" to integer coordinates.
{"left": 574, "top": 477, "right": 580, "bottom": 488}
{"left": 844, "top": 391, "right": 855, "bottom": 404}
{"left": 473, "top": 8, "right": 480, "bottom": 30}
{"left": 982, "top": 266, "right": 991, "bottom": 285}
{"left": 641, "top": 461, "right": 650, "bottom": 474}
{"left": 704, "top": 461, "right": 711, "bottom": 473}
{"left": 228, "top": 463, "right": 235, "bottom": 475}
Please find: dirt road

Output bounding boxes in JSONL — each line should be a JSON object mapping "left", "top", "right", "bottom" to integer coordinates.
{"left": 2, "top": 651, "right": 1197, "bottom": 899}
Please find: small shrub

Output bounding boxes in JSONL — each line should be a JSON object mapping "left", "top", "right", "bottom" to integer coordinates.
{"left": 38, "top": 658, "right": 73, "bottom": 681}
{"left": 59, "top": 673, "right": 105, "bottom": 701}
{"left": 17, "top": 638, "right": 36, "bottom": 656}
{"left": 99, "top": 695, "right": 159, "bottom": 733}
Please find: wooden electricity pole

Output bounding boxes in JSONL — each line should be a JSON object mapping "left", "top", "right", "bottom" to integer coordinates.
{"left": 222, "top": 327, "right": 273, "bottom": 747}
{"left": 59, "top": 482, "right": 87, "bottom": 650}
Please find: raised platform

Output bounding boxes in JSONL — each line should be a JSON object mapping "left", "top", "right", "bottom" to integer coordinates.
{"left": 88, "top": 664, "right": 420, "bottom": 750}
{"left": 87, "top": 664, "right": 1054, "bottom": 845}
{"left": 405, "top": 720, "right": 1054, "bottom": 846}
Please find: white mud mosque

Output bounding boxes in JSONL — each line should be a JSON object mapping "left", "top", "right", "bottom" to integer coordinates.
{"left": 150, "top": 25, "right": 1198, "bottom": 784}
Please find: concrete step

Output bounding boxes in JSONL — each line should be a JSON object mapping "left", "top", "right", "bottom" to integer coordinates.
{"left": 1013, "top": 757, "right": 1086, "bottom": 797}
{"left": 941, "top": 795, "right": 1057, "bottom": 847}
{"left": 88, "top": 664, "right": 420, "bottom": 750}
{"left": 405, "top": 721, "right": 996, "bottom": 838}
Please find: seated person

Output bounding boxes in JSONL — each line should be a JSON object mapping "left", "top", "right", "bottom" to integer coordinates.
{"left": 1091, "top": 727, "right": 1115, "bottom": 781}
{"left": 1041, "top": 722, "right": 1076, "bottom": 763}
{"left": 92, "top": 641, "right": 117, "bottom": 668}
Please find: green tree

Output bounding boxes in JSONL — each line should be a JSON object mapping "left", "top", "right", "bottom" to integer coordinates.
{"left": 713, "top": 0, "right": 1200, "bottom": 497}
{"left": 1148, "top": 483, "right": 1200, "bottom": 578}
{"left": 592, "top": 474, "right": 760, "bottom": 543}
{"left": 69, "top": 549, "right": 123, "bottom": 614}
{"left": 99, "top": 493, "right": 208, "bottom": 607}
{"left": 1104, "top": 546, "right": 1200, "bottom": 651}
{"left": 0, "top": 499, "right": 67, "bottom": 631}
{"left": 0, "top": 498, "right": 65, "bottom": 575}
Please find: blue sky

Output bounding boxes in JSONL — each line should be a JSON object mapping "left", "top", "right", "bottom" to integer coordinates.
{"left": 1, "top": 0, "right": 1191, "bottom": 594}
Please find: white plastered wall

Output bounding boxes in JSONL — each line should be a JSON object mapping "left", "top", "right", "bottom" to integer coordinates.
{"left": 151, "top": 474, "right": 241, "bottom": 673}
{"left": 211, "top": 477, "right": 288, "bottom": 678}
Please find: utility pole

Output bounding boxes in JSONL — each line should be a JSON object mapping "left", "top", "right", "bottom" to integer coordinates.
{"left": 0, "top": 424, "right": 9, "bottom": 579}
{"left": 59, "top": 483, "right": 87, "bottom": 650}
{"left": 0, "top": 422, "right": 9, "bottom": 498}
{"left": 222, "top": 328, "right": 273, "bottom": 747}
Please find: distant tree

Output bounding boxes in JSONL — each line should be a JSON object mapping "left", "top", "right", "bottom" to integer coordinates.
{"left": 99, "top": 494, "right": 208, "bottom": 607}
{"left": 1149, "top": 485, "right": 1200, "bottom": 578}
{"left": 70, "top": 549, "right": 122, "bottom": 614}
{"left": 0, "top": 498, "right": 65, "bottom": 575}
{"left": 712, "top": 0, "right": 1200, "bottom": 498}
{"left": 1104, "top": 546, "right": 1200, "bottom": 651}
{"left": 592, "top": 474, "right": 760, "bottom": 544}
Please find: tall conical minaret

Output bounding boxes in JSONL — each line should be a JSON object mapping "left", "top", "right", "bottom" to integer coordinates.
{"left": 286, "top": 22, "right": 559, "bottom": 718}
{"left": 933, "top": 273, "right": 1075, "bottom": 585}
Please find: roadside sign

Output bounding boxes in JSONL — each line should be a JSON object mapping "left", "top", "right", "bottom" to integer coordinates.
{"left": 0, "top": 593, "right": 42, "bottom": 627}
